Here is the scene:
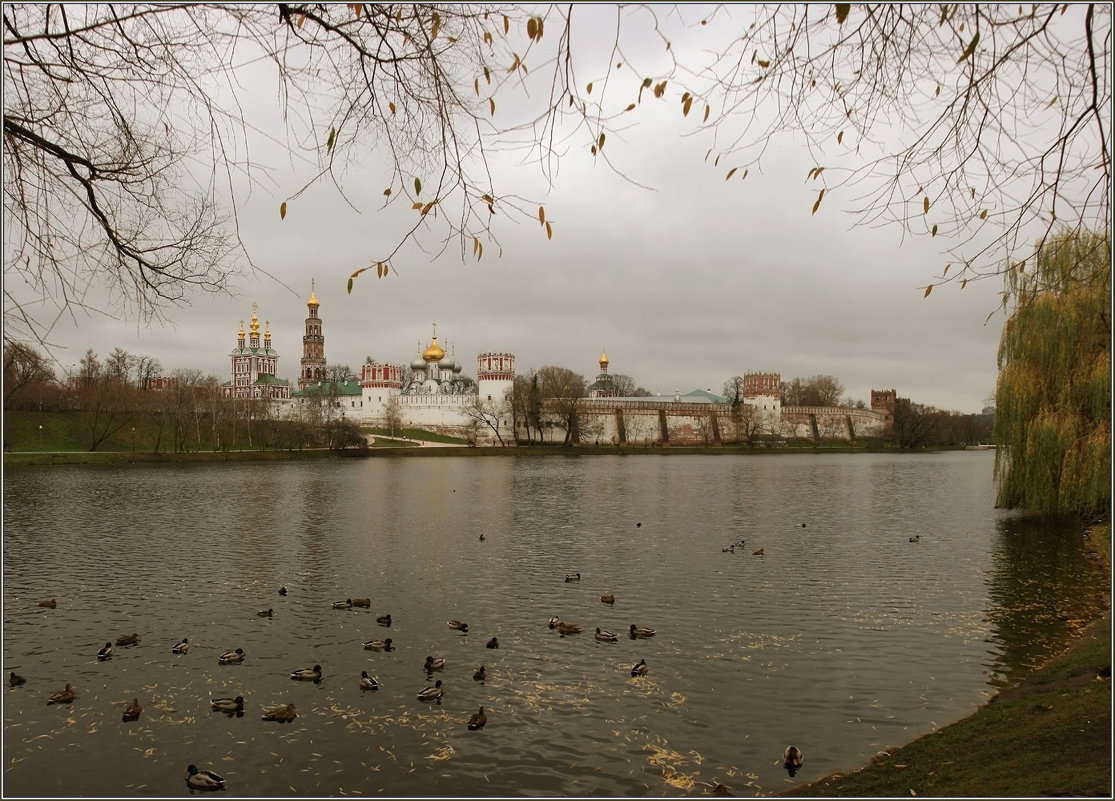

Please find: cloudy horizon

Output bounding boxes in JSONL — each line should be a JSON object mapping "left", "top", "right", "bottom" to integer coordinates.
{"left": 9, "top": 5, "right": 1036, "bottom": 415}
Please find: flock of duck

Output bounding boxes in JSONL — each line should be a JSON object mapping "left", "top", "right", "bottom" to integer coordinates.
{"left": 19, "top": 560, "right": 807, "bottom": 794}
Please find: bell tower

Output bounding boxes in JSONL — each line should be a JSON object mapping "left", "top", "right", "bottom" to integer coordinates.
{"left": 299, "top": 280, "right": 326, "bottom": 389}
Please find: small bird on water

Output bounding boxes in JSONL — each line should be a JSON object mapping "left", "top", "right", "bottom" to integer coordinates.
{"left": 783, "top": 745, "right": 804, "bottom": 777}
{"left": 467, "top": 705, "right": 487, "bottom": 730}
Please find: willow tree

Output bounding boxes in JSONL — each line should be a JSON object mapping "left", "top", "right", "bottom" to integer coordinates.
{"left": 993, "top": 231, "right": 1111, "bottom": 516}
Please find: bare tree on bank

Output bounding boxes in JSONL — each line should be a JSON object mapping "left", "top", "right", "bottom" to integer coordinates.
{"left": 5, "top": 3, "right": 1108, "bottom": 353}
{"left": 383, "top": 395, "right": 405, "bottom": 438}
{"left": 3, "top": 342, "right": 55, "bottom": 409}
{"left": 537, "top": 365, "right": 586, "bottom": 446}
{"left": 463, "top": 393, "right": 511, "bottom": 446}
{"left": 782, "top": 375, "right": 845, "bottom": 407}
{"left": 612, "top": 374, "right": 651, "bottom": 397}
{"left": 511, "top": 372, "right": 543, "bottom": 443}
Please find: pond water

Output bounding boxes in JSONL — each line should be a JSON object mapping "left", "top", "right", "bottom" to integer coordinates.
{"left": 2, "top": 451, "right": 1107, "bottom": 797}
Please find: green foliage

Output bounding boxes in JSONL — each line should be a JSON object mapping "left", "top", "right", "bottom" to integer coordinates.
{"left": 994, "top": 231, "right": 1111, "bottom": 515}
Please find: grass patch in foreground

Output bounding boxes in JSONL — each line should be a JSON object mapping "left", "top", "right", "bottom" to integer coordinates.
{"left": 779, "top": 613, "right": 1112, "bottom": 797}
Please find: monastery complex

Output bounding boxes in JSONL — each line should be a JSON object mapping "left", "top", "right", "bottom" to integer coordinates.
{"left": 219, "top": 288, "right": 896, "bottom": 446}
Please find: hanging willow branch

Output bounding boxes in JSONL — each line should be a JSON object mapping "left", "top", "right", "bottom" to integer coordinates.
{"left": 993, "top": 230, "right": 1111, "bottom": 515}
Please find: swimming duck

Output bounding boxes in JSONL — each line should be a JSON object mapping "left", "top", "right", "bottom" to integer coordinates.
{"left": 351, "top": 598, "right": 371, "bottom": 608}
{"left": 478, "top": 533, "right": 486, "bottom": 541}
{"left": 565, "top": 572, "right": 581, "bottom": 582}
{"left": 447, "top": 620, "right": 469, "bottom": 632}
{"left": 10, "top": 672, "right": 26, "bottom": 686}
{"left": 359, "top": 671, "right": 380, "bottom": 691}
{"left": 332, "top": 599, "right": 353, "bottom": 610}
{"left": 595, "top": 628, "right": 618, "bottom": 642}
{"left": 711, "top": 782, "right": 734, "bottom": 796}
{"left": 290, "top": 664, "right": 322, "bottom": 682}
{"left": 909, "top": 535, "right": 920, "bottom": 542}
{"left": 783, "top": 745, "right": 804, "bottom": 775}
{"left": 38, "top": 599, "right": 57, "bottom": 608}
{"left": 417, "top": 679, "right": 443, "bottom": 701}
{"left": 257, "top": 608, "right": 273, "bottom": 617}
{"left": 486, "top": 637, "right": 499, "bottom": 649}
{"left": 600, "top": 594, "right": 615, "bottom": 604}
{"left": 211, "top": 696, "right": 244, "bottom": 713}
{"left": 363, "top": 638, "right": 393, "bottom": 652}
{"left": 631, "top": 658, "right": 649, "bottom": 677}
{"left": 376, "top": 613, "right": 392, "bottom": 626}
{"left": 473, "top": 665, "right": 486, "bottom": 681}
{"left": 752, "top": 548, "right": 765, "bottom": 556}
{"left": 116, "top": 633, "right": 140, "bottom": 646}
{"left": 548, "top": 617, "right": 561, "bottom": 629}
{"left": 424, "top": 656, "right": 445, "bottom": 671}
{"left": 557, "top": 622, "right": 582, "bottom": 635}
{"left": 722, "top": 545, "right": 735, "bottom": 552}
{"left": 261, "top": 703, "right": 297, "bottom": 722}
{"left": 278, "top": 586, "right": 287, "bottom": 596}
{"left": 629, "top": 624, "right": 656, "bottom": 639}
{"left": 172, "top": 637, "right": 190, "bottom": 654}
{"left": 218, "top": 648, "right": 245, "bottom": 665}
{"left": 97, "top": 642, "right": 113, "bottom": 660}
{"left": 122, "top": 698, "right": 142, "bottom": 721}
{"left": 185, "top": 764, "right": 225, "bottom": 791}
{"left": 47, "top": 683, "right": 75, "bottom": 705}
{"left": 467, "top": 705, "right": 487, "bottom": 730}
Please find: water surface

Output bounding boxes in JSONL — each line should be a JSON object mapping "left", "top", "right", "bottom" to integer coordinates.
{"left": 3, "top": 451, "right": 1105, "bottom": 797}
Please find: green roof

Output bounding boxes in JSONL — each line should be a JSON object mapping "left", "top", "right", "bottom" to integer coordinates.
{"left": 254, "top": 374, "right": 292, "bottom": 386}
{"left": 292, "top": 380, "right": 362, "bottom": 398}
{"left": 683, "top": 389, "right": 728, "bottom": 404}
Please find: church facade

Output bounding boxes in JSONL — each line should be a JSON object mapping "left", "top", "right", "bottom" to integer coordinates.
{"left": 220, "top": 304, "right": 293, "bottom": 400}
{"left": 285, "top": 288, "right": 514, "bottom": 440}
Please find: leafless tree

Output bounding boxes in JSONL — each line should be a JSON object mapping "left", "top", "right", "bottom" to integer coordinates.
{"left": 5, "top": 3, "right": 1107, "bottom": 354}
{"left": 134, "top": 355, "right": 163, "bottom": 391}
{"left": 326, "top": 364, "right": 355, "bottom": 384}
{"left": 892, "top": 397, "right": 940, "bottom": 449}
{"left": 537, "top": 365, "right": 586, "bottom": 445}
{"left": 612, "top": 374, "right": 651, "bottom": 397}
{"left": 383, "top": 394, "right": 404, "bottom": 437}
{"left": 688, "top": 4, "right": 1110, "bottom": 298}
{"left": 782, "top": 375, "right": 845, "bottom": 407}
{"left": 511, "top": 372, "right": 542, "bottom": 443}
{"left": 463, "top": 393, "right": 510, "bottom": 446}
{"left": 3, "top": 341, "right": 55, "bottom": 409}
{"left": 72, "top": 351, "right": 135, "bottom": 451}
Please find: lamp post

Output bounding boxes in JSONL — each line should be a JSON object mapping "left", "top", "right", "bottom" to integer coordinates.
{"left": 38, "top": 424, "right": 43, "bottom": 449}
{"left": 131, "top": 427, "right": 136, "bottom": 453}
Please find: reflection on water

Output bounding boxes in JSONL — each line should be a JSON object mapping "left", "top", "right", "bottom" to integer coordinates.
{"left": 3, "top": 452, "right": 1105, "bottom": 797}
{"left": 985, "top": 513, "right": 1110, "bottom": 684}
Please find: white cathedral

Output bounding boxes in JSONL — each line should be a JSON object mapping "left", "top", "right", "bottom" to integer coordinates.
{"left": 278, "top": 286, "right": 514, "bottom": 439}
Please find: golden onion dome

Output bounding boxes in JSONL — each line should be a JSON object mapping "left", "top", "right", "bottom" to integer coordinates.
{"left": 422, "top": 336, "right": 446, "bottom": 363}
{"left": 250, "top": 311, "right": 260, "bottom": 334}
{"left": 599, "top": 349, "right": 609, "bottom": 366}
{"left": 238, "top": 320, "right": 245, "bottom": 338}
{"left": 307, "top": 290, "right": 319, "bottom": 308}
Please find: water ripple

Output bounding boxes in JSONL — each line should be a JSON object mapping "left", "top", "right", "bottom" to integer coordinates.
{"left": 3, "top": 452, "right": 1104, "bottom": 796}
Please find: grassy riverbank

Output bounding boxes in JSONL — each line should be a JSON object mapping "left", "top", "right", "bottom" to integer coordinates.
{"left": 779, "top": 523, "right": 1111, "bottom": 798}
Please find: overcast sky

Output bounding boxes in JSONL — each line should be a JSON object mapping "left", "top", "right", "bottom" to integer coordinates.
{"left": 17, "top": 5, "right": 1021, "bottom": 414}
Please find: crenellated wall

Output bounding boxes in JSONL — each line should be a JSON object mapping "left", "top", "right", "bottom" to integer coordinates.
{"left": 516, "top": 398, "right": 889, "bottom": 446}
